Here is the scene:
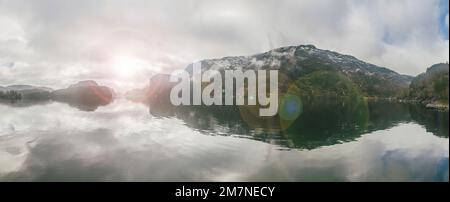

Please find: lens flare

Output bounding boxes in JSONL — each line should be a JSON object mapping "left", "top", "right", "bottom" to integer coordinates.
{"left": 279, "top": 94, "right": 302, "bottom": 121}
{"left": 112, "top": 55, "right": 146, "bottom": 78}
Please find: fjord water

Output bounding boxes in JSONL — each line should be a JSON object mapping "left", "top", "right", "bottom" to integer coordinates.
{"left": 0, "top": 99, "right": 448, "bottom": 181}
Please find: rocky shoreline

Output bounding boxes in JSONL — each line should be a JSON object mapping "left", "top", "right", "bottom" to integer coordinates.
{"left": 365, "top": 97, "right": 449, "bottom": 111}
{"left": 425, "top": 102, "right": 449, "bottom": 111}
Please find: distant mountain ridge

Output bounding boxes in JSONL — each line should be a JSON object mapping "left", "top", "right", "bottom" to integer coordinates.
{"left": 3, "top": 45, "right": 446, "bottom": 112}
{"left": 186, "top": 45, "right": 413, "bottom": 97}
{"left": 1, "top": 80, "right": 115, "bottom": 111}
{"left": 125, "top": 45, "right": 418, "bottom": 106}
{"left": 4, "top": 85, "right": 53, "bottom": 92}
{"left": 0, "top": 85, "right": 53, "bottom": 100}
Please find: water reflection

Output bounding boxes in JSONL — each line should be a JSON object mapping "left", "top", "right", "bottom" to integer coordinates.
{"left": 409, "top": 104, "right": 449, "bottom": 138}
{"left": 0, "top": 99, "right": 52, "bottom": 108}
{"left": 0, "top": 99, "right": 448, "bottom": 181}
{"left": 150, "top": 99, "right": 448, "bottom": 150}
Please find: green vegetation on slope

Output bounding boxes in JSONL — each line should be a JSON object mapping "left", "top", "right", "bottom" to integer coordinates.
{"left": 408, "top": 63, "right": 449, "bottom": 104}
{"left": 295, "top": 71, "right": 363, "bottom": 99}
{"left": 280, "top": 71, "right": 369, "bottom": 148}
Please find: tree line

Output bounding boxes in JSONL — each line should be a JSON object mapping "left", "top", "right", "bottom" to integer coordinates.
{"left": 0, "top": 90, "right": 22, "bottom": 102}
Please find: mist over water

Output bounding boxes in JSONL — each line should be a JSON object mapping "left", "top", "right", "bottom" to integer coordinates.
{"left": 0, "top": 99, "right": 448, "bottom": 181}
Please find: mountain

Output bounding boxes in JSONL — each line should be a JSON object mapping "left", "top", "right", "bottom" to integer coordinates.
{"left": 186, "top": 45, "right": 413, "bottom": 97}
{"left": 51, "top": 80, "right": 115, "bottom": 111}
{"left": 0, "top": 85, "right": 53, "bottom": 101}
{"left": 1, "top": 81, "right": 115, "bottom": 110}
{"left": 5, "top": 85, "right": 53, "bottom": 100}
{"left": 129, "top": 45, "right": 415, "bottom": 110}
{"left": 408, "top": 63, "right": 449, "bottom": 109}
{"left": 5, "top": 85, "right": 51, "bottom": 91}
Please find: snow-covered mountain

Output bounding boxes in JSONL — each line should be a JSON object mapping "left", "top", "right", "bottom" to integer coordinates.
{"left": 186, "top": 45, "right": 413, "bottom": 97}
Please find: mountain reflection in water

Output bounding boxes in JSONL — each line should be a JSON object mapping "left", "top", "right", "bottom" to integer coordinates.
{"left": 0, "top": 99, "right": 448, "bottom": 181}
{"left": 150, "top": 99, "right": 448, "bottom": 149}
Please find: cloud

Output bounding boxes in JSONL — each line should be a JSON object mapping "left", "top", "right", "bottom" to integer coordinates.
{"left": 0, "top": 0, "right": 448, "bottom": 89}
{"left": 446, "top": 14, "right": 449, "bottom": 30}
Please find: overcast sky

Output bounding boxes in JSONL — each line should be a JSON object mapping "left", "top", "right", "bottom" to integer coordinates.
{"left": 0, "top": 0, "right": 449, "bottom": 90}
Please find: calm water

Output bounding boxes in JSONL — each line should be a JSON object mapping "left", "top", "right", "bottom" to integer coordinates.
{"left": 0, "top": 99, "right": 448, "bottom": 181}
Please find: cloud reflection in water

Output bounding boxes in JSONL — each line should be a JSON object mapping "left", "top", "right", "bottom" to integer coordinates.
{"left": 0, "top": 100, "right": 448, "bottom": 181}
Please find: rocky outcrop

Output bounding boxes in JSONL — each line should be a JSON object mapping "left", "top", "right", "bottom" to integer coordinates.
{"left": 52, "top": 80, "right": 115, "bottom": 111}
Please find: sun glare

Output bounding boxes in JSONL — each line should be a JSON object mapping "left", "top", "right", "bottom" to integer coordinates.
{"left": 112, "top": 55, "right": 146, "bottom": 78}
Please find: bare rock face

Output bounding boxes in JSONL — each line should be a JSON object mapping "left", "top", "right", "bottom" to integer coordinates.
{"left": 52, "top": 80, "right": 115, "bottom": 111}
